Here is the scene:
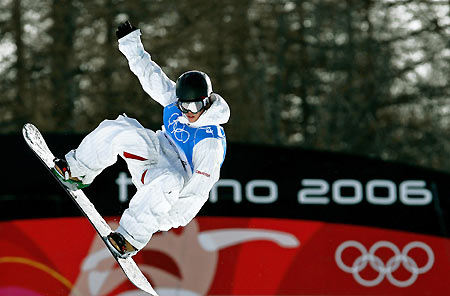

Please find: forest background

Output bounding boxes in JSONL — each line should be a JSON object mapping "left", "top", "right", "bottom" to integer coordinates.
{"left": 1, "top": 0, "right": 449, "bottom": 172}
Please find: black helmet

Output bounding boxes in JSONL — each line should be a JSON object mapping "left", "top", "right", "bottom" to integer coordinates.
{"left": 176, "top": 71, "right": 212, "bottom": 102}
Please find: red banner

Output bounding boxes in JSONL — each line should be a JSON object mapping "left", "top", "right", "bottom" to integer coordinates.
{"left": 0, "top": 217, "right": 448, "bottom": 295}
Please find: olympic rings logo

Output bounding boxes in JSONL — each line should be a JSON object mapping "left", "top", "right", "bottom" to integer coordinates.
{"left": 167, "top": 113, "right": 190, "bottom": 143}
{"left": 335, "top": 240, "right": 434, "bottom": 287}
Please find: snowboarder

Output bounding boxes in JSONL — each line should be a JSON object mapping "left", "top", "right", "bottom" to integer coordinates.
{"left": 53, "top": 21, "right": 230, "bottom": 258}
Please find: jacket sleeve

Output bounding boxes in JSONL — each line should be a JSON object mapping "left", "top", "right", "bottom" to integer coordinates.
{"left": 118, "top": 30, "right": 177, "bottom": 107}
{"left": 157, "top": 138, "right": 225, "bottom": 230}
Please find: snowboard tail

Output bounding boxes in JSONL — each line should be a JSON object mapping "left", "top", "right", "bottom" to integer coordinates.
{"left": 22, "top": 123, "right": 158, "bottom": 296}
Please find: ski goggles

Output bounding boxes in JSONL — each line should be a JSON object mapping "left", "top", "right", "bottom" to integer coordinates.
{"left": 176, "top": 96, "right": 209, "bottom": 114}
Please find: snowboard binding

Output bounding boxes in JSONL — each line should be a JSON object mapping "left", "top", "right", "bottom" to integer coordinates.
{"left": 52, "top": 158, "right": 89, "bottom": 190}
{"left": 106, "top": 232, "right": 138, "bottom": 259}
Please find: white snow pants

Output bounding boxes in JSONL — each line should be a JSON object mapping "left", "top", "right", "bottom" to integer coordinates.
{"left": 65, "top": 115, "right": 186, "bottom": 249}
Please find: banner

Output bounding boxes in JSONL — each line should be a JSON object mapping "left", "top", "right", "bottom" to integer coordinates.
{"left": 1, "top": 134, "right": 449, "bottom": 295}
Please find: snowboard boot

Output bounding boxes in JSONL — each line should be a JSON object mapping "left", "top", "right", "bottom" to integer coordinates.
{"left": 52, "top": 158, "right": 89, "bottom": 190}
{"left": 106, "top": 232, "right": 138, "bottom": 259}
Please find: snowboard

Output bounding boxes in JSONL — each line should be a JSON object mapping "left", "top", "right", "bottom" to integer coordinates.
{"left": 22, "top": 123, "right": 158, "bottom": 296}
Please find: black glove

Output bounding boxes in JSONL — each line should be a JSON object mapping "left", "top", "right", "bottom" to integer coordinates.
{"left": 116, "top": 21, "right": 138, "bottom": 40}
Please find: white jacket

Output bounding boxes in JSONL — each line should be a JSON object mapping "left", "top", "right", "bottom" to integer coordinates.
{"left": 118, "top": 30, "right": 230, "bottom": 230}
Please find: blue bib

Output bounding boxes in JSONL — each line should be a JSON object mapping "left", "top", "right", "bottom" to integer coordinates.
{"left": 163, "top": 103, "right": 226, "bottom": 173}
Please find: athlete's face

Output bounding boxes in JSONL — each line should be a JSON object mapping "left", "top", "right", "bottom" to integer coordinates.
{"left": 185, "top": 109, "right": 205, "bottom": 123}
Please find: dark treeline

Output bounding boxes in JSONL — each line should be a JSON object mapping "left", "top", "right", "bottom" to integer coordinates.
{"left": 1, "top": 0, "right": 449, "bottom": 172}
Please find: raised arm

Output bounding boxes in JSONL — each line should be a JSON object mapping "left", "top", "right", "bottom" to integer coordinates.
{"left": 116, "top": 21, "right": 177, "bottom": 107}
